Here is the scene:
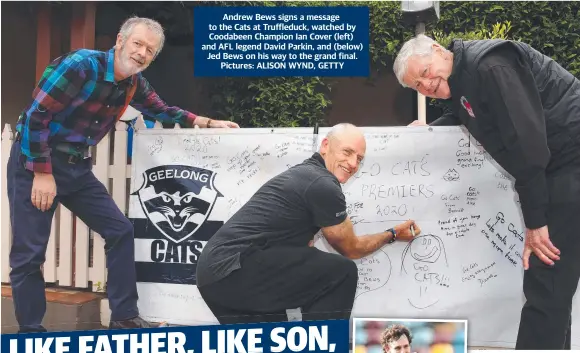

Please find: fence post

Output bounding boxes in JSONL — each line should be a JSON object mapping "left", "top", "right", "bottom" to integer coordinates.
{"left": 112, "top": 121, "right": 129, "bottom": 215}
{"left": 1, "top": 124, "right": 13, "bottom": 283}
{"left": 89, "top": 129, "right": 111, "bottom": 288}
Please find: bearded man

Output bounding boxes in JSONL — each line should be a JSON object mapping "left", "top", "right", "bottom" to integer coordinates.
{"left": 6, "top": 16, "right": 238, "bottom": 333}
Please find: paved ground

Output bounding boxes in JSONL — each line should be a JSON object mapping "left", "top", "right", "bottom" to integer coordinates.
{"left": 1, "top": 285, "right": 104, "bottom": 334}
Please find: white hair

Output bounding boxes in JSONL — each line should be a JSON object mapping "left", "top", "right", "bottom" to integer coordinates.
{"left": 119, "top": 16, "right": 165, "bottom": 58}
{"left": 393, "top": 34, "right": 440, "bottom": 87}
{"left": 319, "top": 123, "right": 364, "bottom": 154}
{"left": 326, "top": 123, "right": 360, "bottom": 141}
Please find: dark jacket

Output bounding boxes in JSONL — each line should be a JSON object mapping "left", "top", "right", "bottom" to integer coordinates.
{"left": 431, "top": 39, "right": 580, "bottom": 229}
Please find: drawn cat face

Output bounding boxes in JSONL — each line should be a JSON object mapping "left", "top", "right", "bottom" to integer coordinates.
{"left": 443, "top": 168, "right": 460, "bottom": 181}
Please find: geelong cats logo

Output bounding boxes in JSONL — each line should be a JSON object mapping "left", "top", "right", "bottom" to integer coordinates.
{"left": 132, "top": 165, "right": 223, "bottom": 244}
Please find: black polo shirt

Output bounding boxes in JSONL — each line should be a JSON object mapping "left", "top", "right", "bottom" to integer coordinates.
{"left": 196, "top": 152, "right": 348, "bottom": 287}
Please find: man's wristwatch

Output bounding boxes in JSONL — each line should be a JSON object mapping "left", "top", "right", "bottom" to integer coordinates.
{"left": 386, "top": 228, "right": 397, "bottom": 244}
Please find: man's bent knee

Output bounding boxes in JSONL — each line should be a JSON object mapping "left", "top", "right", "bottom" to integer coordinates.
{"left": 102, "top": 217, "right": 134, "bottom": 251}
{"left": 336, "top": 256, "right": 358, "bottom": 274}
{"left": 346, "top": 259, "right": 359, "bottom": 279}
{"left": 107, "top": 217, "right": 134, "bottom": 238}
{"left": 335, "top": 256, "right": 359, "bottom": 287}
{"left": 120, "top": 217, "right": 134, "bottom": 236}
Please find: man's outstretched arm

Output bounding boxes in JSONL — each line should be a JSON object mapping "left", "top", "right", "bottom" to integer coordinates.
{"left": 130, "top": 75, "right": 239, "bottom": 128}
{"left": 321, "top": 218, "right": 419, "bottom": 259}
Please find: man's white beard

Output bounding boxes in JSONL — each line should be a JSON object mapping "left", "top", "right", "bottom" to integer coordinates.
{"left": 118, "top": 45, "right": 144, "bottom": 77}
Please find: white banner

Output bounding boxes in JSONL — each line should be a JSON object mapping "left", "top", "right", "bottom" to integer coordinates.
{"left": 128, "top": 126, "right": 580, "bottom": 348}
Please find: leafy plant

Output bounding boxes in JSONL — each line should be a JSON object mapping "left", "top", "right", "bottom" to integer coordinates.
{"left": 202, "top": 1, "right": 579, "bottom": 127}
{"left": 93, "top": 281, "right": 107, "bottom": 293}
{"left": 432, "top": 21, "right": 513, "bottom": 48}
{"left": 433, "top": 1, "right": 580, "bottom": 77}
{"left": 206, "top": 0, "right": 344, "bottom": 127}
{"left": 209, "top": 76, "right": 333, "bottom": 127}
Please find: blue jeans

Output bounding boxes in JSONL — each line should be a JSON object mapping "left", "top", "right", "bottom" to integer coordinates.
{"left": 7, "top": 141, "right": 139, "bottom": 332}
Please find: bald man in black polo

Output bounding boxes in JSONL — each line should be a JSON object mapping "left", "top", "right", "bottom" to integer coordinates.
{"left": 196, "top": 123, "right": 420, "bottom": 324}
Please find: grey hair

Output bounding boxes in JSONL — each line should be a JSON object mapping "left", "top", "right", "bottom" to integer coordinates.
{"left": 319, "top": 123, "right": 364, "bottom": 153}
{"left": 326, "top": 123, "right": 360, "bottom": 141}
{"left": 393, "top": 34, "right": 439, "bottom": 87}
{"left": 119, "top": 16, "right": 165, "bottom": 58}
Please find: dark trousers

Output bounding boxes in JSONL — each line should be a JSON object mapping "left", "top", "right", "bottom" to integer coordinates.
{"left": 7, "top": 141, "right": 139, "bottom": 333}
{"left": 516, "top": 170, "right": 580, "bottom": 349}
{"left": 198, "top": 245, "right": 358, "bottom": 324}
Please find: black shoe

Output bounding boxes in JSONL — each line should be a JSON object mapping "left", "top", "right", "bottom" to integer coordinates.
{"left": 18, "top": 326, "right": 47, "bottom": 334}
{"left": 109, "top": 316, "right": 167, "bottom": 329}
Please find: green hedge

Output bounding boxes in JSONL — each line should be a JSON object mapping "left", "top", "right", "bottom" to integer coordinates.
{"left": 204, "top": 1, "right": 580, "bottom": 127}
{"left": 204, "top": 1, "right": 337, "bottom": 128}
{"left": 435, "top": 1, "right": 580, "bottom": 77}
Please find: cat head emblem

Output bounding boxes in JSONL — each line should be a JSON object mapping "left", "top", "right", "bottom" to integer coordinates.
{"left": 132, "top": 165, "right": 222, "bottom": 243}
